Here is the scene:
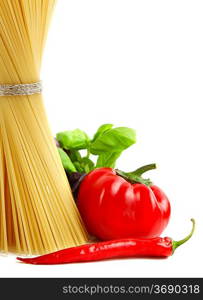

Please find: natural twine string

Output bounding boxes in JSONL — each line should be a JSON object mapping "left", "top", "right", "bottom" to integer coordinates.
{"left": 0, "top": 81, "right": 42, "bottom": 96}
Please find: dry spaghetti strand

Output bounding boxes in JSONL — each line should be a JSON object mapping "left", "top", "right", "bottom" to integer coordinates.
{"left": 0, "top": 0, "right": 88, "bottom": 255}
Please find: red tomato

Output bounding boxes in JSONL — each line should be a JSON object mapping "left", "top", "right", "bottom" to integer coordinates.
{"left": 77, "top": 168, "right": 171, "bottom": 240}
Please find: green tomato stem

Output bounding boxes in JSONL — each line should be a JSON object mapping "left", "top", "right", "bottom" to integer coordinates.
{"left": 116, "top": 163, "right": 156, "bottom": 186}
{"left": 128, "top": 163, "right": 157, "bottom": 177}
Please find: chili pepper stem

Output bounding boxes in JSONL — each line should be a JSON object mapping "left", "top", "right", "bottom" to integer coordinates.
{"left": 172, "top": 219, "right": 195, "bottom": 253}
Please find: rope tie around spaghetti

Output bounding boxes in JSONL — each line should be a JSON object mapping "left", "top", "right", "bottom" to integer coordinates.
{"left": 0, "top": 81, "right": 42, "bottom": 96}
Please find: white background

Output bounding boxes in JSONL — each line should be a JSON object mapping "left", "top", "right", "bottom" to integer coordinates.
{"left": 0, "top": 0, "right": 203, "bottom": 278}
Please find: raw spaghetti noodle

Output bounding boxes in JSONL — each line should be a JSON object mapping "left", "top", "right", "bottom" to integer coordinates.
{"left": 0, "top": 0, "right": 88, "bottom": 255}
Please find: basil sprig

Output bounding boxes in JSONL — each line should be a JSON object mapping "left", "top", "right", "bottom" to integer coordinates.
{"left": 56, "top": 124, "right": 136, "bottom": 173}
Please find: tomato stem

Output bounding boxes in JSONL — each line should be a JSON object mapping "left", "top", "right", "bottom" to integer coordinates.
{"left": 172, "top": 219, "right": 195, "bottom": 253}
{"left": 128, "top": 164, "right": 157, "bottom": 177}
{"left": 116, "top": 164, "right": 156, "bottom": 186}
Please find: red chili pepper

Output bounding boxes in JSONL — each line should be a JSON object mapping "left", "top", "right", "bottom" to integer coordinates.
{"left": 77, "top": 164, "right": 171, "bottom": 240}
{"left": 17, "top": 219, "right": 195, "bottom": 265}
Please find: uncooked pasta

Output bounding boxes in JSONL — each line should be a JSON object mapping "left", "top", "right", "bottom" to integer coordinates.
{"left": 0, "top": 0, "right": 88, "bottom": 255}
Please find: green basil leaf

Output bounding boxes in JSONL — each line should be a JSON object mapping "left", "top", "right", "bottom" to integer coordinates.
{"left": 58, "top": 148, "right": 76, "bottom": 172}
{"left": 81, "top": 157, "right": 95, "bottom": 173}
{"left": 90, "top": 127, "right": 136, "bottom": 155}
{"left": 92, "top": 124, "right": 113, "bottom": 142}
{"left": 69, "top": 150, "right": 82, "bottom": 163}
{"left": 73, "top": 161, "right": 85, "bottom": 173}
{"left": 56, "top": 129, "right": 90, "bottom": 150}
{"left": 96, "top": 152, "right": 122, "bottom": 168}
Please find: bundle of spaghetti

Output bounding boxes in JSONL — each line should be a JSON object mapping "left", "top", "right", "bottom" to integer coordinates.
{"left": 0, "top": 0, "right": 88, "bottom": 255}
